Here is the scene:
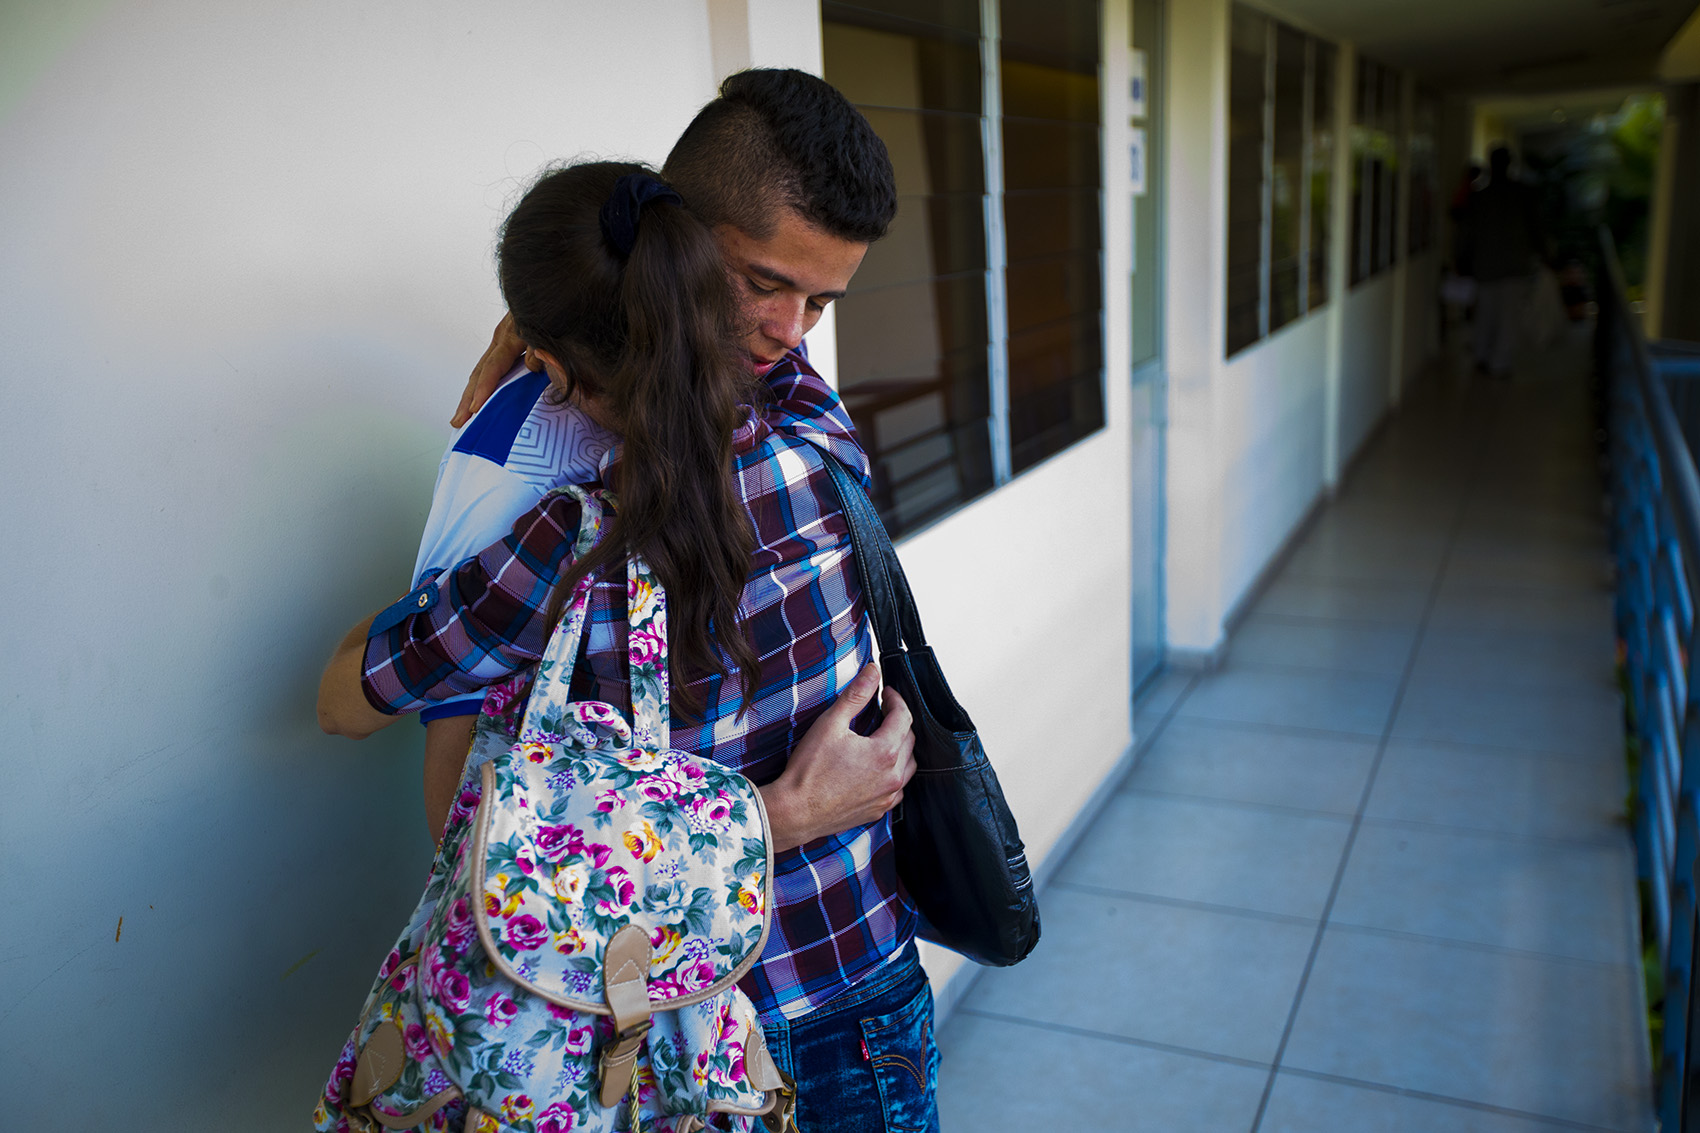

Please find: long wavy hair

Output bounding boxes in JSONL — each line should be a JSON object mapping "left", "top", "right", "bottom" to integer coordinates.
{"left": 497, "top": 161, "right": 760, "bottom": 716}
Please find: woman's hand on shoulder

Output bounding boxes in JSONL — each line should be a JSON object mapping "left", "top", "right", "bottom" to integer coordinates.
{"left": 452, "top": 311, "right": 538, "bottom": 428}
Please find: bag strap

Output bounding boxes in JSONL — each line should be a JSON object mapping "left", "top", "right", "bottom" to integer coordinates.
{"left": 518, "top": 485, "right": 609, "bottom": 737}
{"left": 624, "top": 553, "right": 670, "bottom": 751}
{"left": 814, "top": 451, "right": 929, "bottom": 657}
{"left": 516, "top": 484, "right": 671, "bottom": 750}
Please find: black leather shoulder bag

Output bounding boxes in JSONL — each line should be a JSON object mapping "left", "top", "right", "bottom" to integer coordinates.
{"left": 815, "top": 452, "right": 1040, "bottom": 967}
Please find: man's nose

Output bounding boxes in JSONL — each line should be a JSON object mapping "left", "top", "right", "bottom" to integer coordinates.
{"left": 765, "top": 298, "right": 806, "bottom": 350}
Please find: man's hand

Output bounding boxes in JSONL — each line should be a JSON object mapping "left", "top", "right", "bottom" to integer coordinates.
{"left": 317, "top": 615, "right": 399, "bottom": 739}
{"left": 451, "top": 312, "right": 538, "bottom": 428}
{"left": 758, "top": 663, "right": 916, "bottom": 853}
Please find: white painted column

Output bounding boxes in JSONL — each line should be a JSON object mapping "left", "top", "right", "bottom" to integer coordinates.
{"left": 1161, "top": 0, "right": 1230, "bottom": 659}
{"left": 1322, "top": 41, "right": 1354, "bottom": 490}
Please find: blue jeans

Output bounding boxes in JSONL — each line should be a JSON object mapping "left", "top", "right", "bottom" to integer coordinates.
{"left": 760, "top": 943, "right": 940, "bottom": 1132}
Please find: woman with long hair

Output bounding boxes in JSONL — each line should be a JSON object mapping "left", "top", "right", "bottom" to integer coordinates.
{"left": 319, "top": 155, "right": 933, "bottom": 1128}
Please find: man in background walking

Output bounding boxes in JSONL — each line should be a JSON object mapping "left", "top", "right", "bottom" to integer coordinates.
{"left": 1463, "top": 146, "right": 1547, "bottom": 379}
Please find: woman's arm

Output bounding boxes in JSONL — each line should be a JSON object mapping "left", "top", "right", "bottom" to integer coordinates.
{"left": 317, "top": 615, "right": 399, "bottom": 739}
{"left": 452, "top": 312, "right": 536, "bottom": 427}
{"left": 424, "top": 715, "right": 478, "bottom": 840}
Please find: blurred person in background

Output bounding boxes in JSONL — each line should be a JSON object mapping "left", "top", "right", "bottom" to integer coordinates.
{"left": 1461, "top": 146, "right": 1548, "bottom": 379}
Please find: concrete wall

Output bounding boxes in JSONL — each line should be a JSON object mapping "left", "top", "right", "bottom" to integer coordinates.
{"left": 1339, "top": 273, "right": 1399, "bottom": 467}
{"left": 1218, "top": 313, "right": 1331, "bottom": 610}
{"left": 1403, "top": 248, "right": 1443, "bottom": 386}
{"left": 0, "top": 2, "right": 810, "bottom": 1125}
{"left": 1161, "top": 1, "right": 1438, "bottom": 657}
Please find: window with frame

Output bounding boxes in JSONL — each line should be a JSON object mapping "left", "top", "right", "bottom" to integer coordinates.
{"left": 1000, "top": 0, "right": 1104, "bottom": 474}
{"left": 1349, "top": 56, "right": 1401, "bottom": 285}
{"left": 1407, "top": 88, "right": 1438, "bottom": 256}
{"left": 823, "top": 1, "right": 993, "bottom": 534}
{"left": 1225, "top": 4, "right": 1335, "bottom": 356}
{"left": 823, "top": 0, "right": 1103, "bottom": 534}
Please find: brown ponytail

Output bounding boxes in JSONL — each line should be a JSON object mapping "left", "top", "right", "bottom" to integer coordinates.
{"left": 497, "top": 162, "right": 761, "bottom": 717}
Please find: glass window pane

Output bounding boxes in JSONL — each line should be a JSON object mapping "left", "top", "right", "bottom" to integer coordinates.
{"left": 1309, "top": 40, "right": 1335, "bottom": 309}
{"left": 1003, "top": 58, "right": 1100, "bottom": 122}
{"left": 1006, "top": 249, "right": 1102, "bottom": 336}
{"left": 1007, "top": 312, "right": 1104, "bottom": 470}
{"left": 1269, "top": 23, "right": 1306, "bottom": 332}
{"left": 1226, "top": 4, "right": 1267, "bottom": 354}
{"left": 856, "top": 106, "right": 985, "bottom": 197}
{"left": 1378, "top": 64, "right": 1401, "bottom": 272}
{"left": 824, "top": 13, "right": 994, "bottom": 534}
{"left": 1407, "top": 88, "right": 1438, "bottom": 254}
{"left": 1350, "top": 57, "right": 1392, "bottom": 286}
{"left": 1002, "top": 118, "right": 1101, "bottom": 191}
{"left": 824, "top": 21, "right": 981, "bottom": 114}
{"left": 823, "top": 0, "right": 979, "bottom": 38}
{"left": 1004, "top": 187, "right": 1099, "bottom": 262}
{"left": 1001, "top": 0, "right": 1103, "bottom": 474}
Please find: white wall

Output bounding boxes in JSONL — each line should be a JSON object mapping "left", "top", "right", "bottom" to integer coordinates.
{"left": 1218, "top": 314, "right": 1331, "bottom": 609}
{"left": 1160, "top": 4, "right": 1438, "bottom": 656}
{"left": 0, "top": 2, "right": 785, "bottom": 1124}
{"left": 1338, "top": 274, "right": 1398, "bottom": 468}
{"left": 1402, "top": 248, "right": 1442, "bottom": 388}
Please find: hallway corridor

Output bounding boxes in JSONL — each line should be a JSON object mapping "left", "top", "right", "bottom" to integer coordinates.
{"left": 936, "top": 348, "right": 1656, "bottom": 1131}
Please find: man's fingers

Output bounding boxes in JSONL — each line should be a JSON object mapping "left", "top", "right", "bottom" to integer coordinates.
{"left": 821, "top": 662, "right": 882, "bottom": 727}
{"left": 874, "top": 684, "right": 913, "bottom": 738}
{"left": 890, "top": 730, "right": 917, "bottom": 787}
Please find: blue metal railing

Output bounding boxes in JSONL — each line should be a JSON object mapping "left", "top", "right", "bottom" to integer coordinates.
{"left": 1605, "top": 230, "right": 1700, "bottom": 1130}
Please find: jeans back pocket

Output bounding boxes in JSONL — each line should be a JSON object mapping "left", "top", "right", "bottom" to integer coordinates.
{"left": 858, "top": 979, "right": 939, "bottom": 1133}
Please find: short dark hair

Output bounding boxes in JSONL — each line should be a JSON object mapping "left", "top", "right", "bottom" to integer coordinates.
{"left": 662, "top": 68, "right": 896, "bottom": 244}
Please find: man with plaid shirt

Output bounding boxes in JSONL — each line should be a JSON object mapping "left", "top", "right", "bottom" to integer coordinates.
{"left": 318, "top": 70, "right": 942, "bottom": 1131}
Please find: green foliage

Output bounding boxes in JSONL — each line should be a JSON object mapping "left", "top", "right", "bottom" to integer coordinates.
{"left": 1608, "top": 95, "right": 1663, "bottom": 294}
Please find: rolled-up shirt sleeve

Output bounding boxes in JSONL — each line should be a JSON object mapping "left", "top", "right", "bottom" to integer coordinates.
{"left": 361, "top": 491, "right": 585, "bottom": 715}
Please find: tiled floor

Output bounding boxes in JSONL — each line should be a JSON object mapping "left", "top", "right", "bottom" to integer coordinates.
{"left": 937, "top": 349, "right": 1656, "bottom": 1131}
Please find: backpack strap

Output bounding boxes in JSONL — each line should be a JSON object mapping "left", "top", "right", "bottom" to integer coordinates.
{"left": 624, "top": 552, "right": 670, "bottom": 752}
{"left": 597, "top": 924, "right": 654, "bottom": 1108}
{"left": 517, "top": 486, "right": 610, "bottom": 737}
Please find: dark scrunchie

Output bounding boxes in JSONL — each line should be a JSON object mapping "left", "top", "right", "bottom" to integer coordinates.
{"left": 599, "top": 173, "right": 684, "bottom": 258}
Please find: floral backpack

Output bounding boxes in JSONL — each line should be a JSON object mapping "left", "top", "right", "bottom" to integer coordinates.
{"left": 314, "top": 485, "right": 793, "bottom": 1133}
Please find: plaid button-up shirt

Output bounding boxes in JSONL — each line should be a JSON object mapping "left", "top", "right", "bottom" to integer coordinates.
{"left": 362, "top": 356, "right": 916, "bottom": 1020}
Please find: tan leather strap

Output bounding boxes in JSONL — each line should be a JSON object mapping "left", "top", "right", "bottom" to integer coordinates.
{"left": 759, "top": 1071, "right": 800, "bottom": 1132}
{"left": 603, "top": 925, "right": 653, "bottom": 1034}
{"left": 742, "top": 1024, "right": 786, "bottom": 1095}
{"left": 598, "top": 1030, "right": 648, "bottom": 1109}
{"left": 598, "top": 924, "right": 655, "bottom": 1109}
{"left": 349, "top": 1018, "right": 406, "bottom": 1106}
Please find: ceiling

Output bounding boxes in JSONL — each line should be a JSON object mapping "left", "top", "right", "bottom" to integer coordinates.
{"left": 1260, "top": 0, "right": 1700, "bottom": 96}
